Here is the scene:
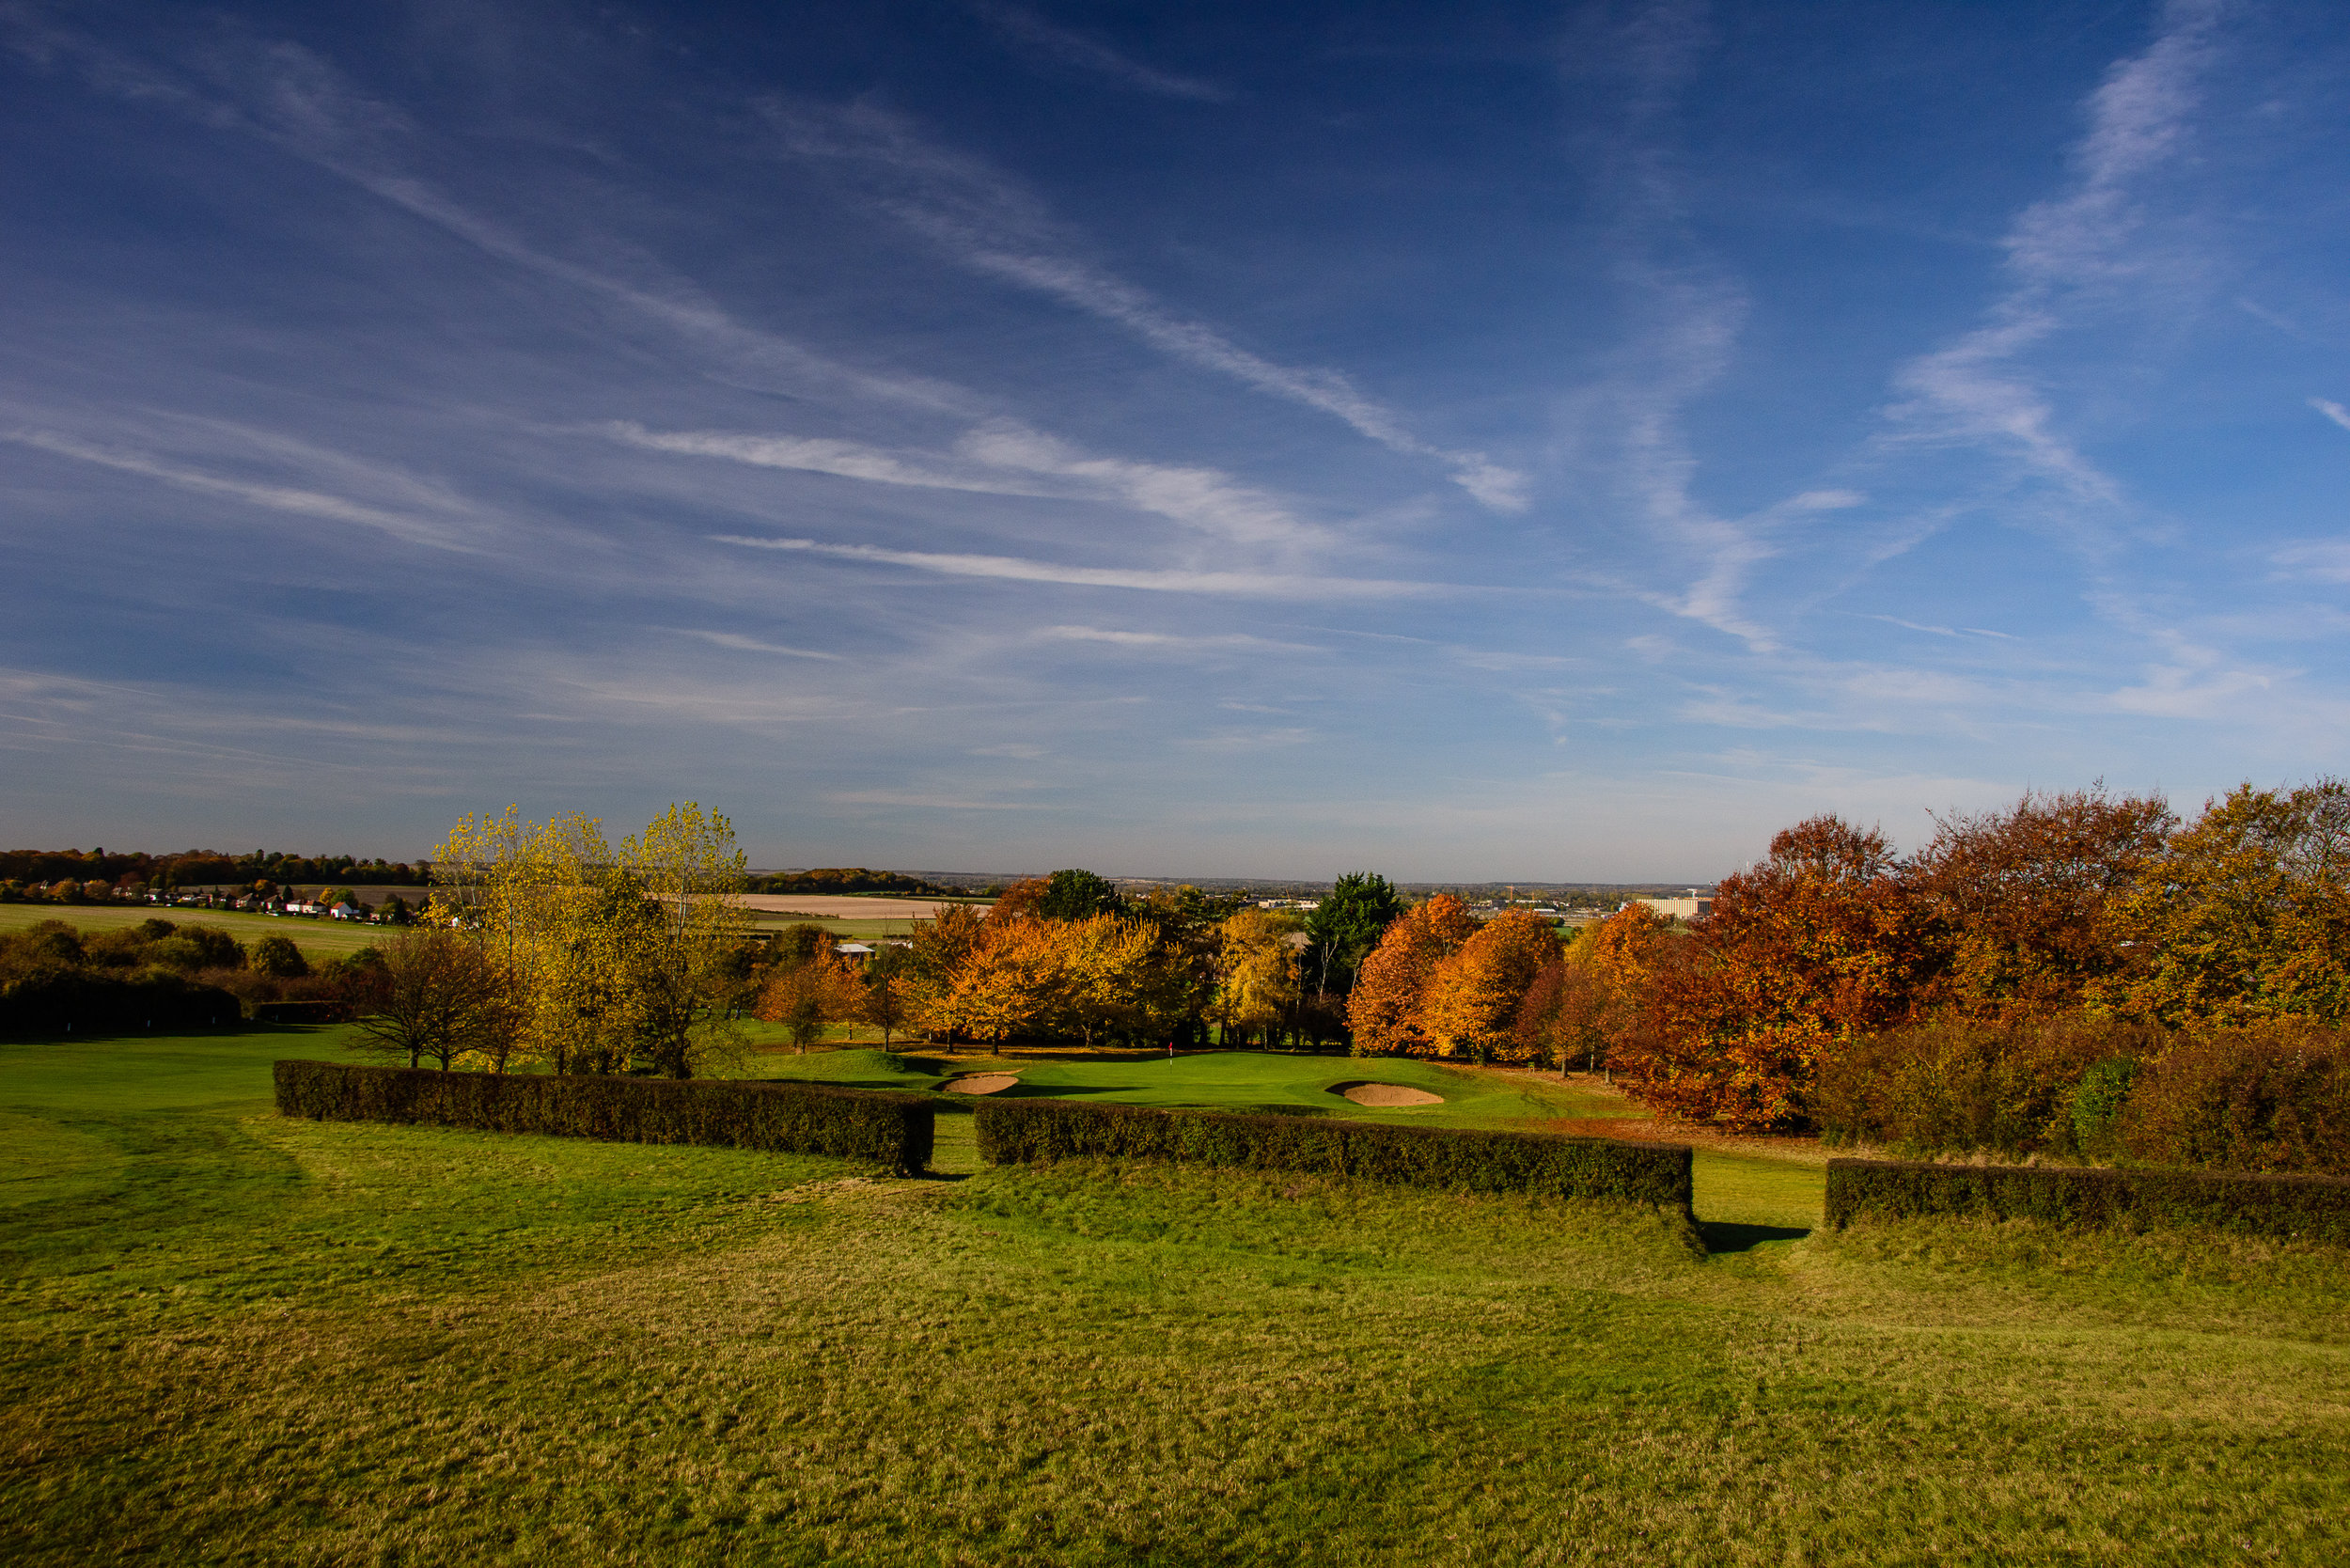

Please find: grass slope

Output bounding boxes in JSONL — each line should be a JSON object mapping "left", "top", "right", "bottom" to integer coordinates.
{"left": 7, "top": 1029, "right": 2350, "bottom": 1564}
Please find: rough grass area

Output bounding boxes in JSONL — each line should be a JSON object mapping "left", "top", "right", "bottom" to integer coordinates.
{"left": 8, "top": 1029, "right": 2350, "bottom": 1564}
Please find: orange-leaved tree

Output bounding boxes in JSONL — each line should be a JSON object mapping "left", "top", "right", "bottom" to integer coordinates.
{"left": 1514, "top": 904, "right": 1676, "bottom": 1073}
{"left": 754, "top": 955, "right": 863, "bottom": 1052}
{"left": 1345, "top": 894, "right": 1477, "bottom": 1057}
{"left": 1910, "top": 783, "right": 2174, "bottom": 1022}
{"left": 1630, "top": 815, "right": 1937, "bottom": 1132}
{"left": 1420, "top": 910, "right": 1559, "bottom": 1062}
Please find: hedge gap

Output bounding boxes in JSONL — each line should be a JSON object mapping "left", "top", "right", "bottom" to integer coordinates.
{"left": 974, "top": 1096, "right": 1692, "bottom": 1209}
{"left": 274, "top": 1059, "right": 933, "bottom": 1174}
{"left": 1825, "top": 1155, "right": 2350, "bottom": 1246}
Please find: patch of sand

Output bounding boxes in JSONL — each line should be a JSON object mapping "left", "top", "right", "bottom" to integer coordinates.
{"left": 741, "top": 895, "right": 992, "bottom": 920}
{"left": 1335, "top": 1081, "right": 1443, "bottom": 1107}
{"left": 944, "top": 1074, "right": 1020, "bottom": 1095}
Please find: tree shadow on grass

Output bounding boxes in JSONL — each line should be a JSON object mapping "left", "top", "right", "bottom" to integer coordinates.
{"left": 1699, "top": 1221, "right": 1812, "bottom": 1254}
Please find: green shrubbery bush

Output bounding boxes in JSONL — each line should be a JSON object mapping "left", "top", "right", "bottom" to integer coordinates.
{"left": 2119, "top": 1027, "right": 2350, "bottom": 1175}
{"left": 1813, "top": 1016, "right": 2159, "bottom": 1159}
{"left": 1816, "top": 1019, "right": 2350, "bottom": 1176}
{"left": 274, "top": 1059, "right": 934, "bottom": 1173}
{"left": 1825, "top": 1155, "right": 2350, "bottom": 1246}
{"left": 973, "top": 1096, "right": 1691, "bottom": 1209}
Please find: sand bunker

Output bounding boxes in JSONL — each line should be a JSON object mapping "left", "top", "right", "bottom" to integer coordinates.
{"left": 944, "top": 1074, "right": 1020, "bottom": 1095}
{"left": 1334, "top": 1081, "right": 1444, "bottom": 1107}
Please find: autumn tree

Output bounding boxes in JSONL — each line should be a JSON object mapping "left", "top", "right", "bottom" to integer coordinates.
{"left": 901, "top": 904, "right": 1189, "bottom": 1048}
{"left": 1053, "top": 915, "right": 1192, "bottom": 1047}
{"left": 246, "top": 933, "right": 309, "bottom": 979}
{"left": 904, "top": 909, "right": 1059, "bottom": 1043}
{"left": 1911, "top": 784, "right": 2174, "bottom": 1021}
{"left": 1420, "top": 909, "right": 1559, "bottom": 1062}
{"left": 757, "top": 954, "right": 864, "bottom": 1051}
{"left": 2094, "top": 780, "right": 2350, "bottom": 1027}
{"left": 1515, "top": 905, "right": 1680, "bottom": 1074}
{"left": 858, "top": 944, "right": 912, "bottom": 1046}
{"left": 1215, "top": 907, "right": 1301, "bottom": 1047}
{"left": 1630, "top": 816, "right": 1937, "bottom": 1132}
{"left": 427, "top": 803, "right": 750, "bottom": 1077}
{"left": 1345, "top": 894, "right": 1478, "bottom": 1057}
{"left": 987, "top": 878, "right": 1050, "bottom": 925}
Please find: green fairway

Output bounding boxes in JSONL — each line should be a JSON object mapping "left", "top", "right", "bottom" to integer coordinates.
{"left": 7, "top": 1030, "right": 2348, "bottom": 1564}
{"left": 753, "top": 1047, "right": 1826, "bottom": 1225}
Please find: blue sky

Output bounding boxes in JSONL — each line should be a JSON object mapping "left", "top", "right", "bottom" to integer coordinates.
{"left": 5, "top": 0, "right": 2348, "bottom": 881}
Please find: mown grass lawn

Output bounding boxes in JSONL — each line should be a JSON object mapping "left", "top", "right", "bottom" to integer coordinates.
{"left": 6, "top": 1028, "right": 2349, "bottom": 1565}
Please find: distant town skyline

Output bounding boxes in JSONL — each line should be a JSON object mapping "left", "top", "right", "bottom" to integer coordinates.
{"left": 7, "top": 0, "right": 2349, "bottom": 882}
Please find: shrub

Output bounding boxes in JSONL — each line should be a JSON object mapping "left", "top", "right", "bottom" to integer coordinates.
{"left": 1813, "top": 1016, "right": 2159, "bottom": 1158}
{"left": 2123, "top": 1026, "right": 2350, "bottom": 1175}
{"left": 149, "top": 925, "right": 244, "bottom": 972}
{"left": 973, "top": 1097, "right": 1691, "bottom": 1210}
{"left": 246, "top": 934, "right": 309, "bottom": 978}
{"left": 1825, "top": 1155, "right": 2350, "bottom": 1246}
{"left": 2069, "top": 1057, "right": 2137, "bottom": 1161}
{"left": 274, "top": 1059, "right": 934, "bottom": 1173}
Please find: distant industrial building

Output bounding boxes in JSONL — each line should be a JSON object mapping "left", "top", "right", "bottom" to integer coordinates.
{"left": 1628, "top": 888, "right": 1713, "bottom": 919}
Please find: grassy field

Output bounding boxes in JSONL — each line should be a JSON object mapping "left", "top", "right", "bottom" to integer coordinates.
{"left": 7, "top": 1028, "right": 2350, "bottom": 1564}
{"left": 751, "top": 915, "right": 922, "bottom": 938}
{"left": 1, "top": 903, "right": 929, "bottom": 953}
{"left": 0, "top": 902, "right": 393, "bottom": 959}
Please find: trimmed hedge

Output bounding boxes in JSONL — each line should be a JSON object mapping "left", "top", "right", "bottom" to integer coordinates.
{"left": 1825, "top": 1155, "right": 2350, "bottom": 1246}
{"left": 274, "top": 1059, "right": 933, "bottom": 1174}
{"left": 973, "top": 1096, "right": 1691, "bottom": 1209}
{"left": 256, "top": 999, "right": 354, "bottom": 1025}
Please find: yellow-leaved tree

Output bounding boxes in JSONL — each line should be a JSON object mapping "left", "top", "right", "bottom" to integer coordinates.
{"left": 425, "top": 803, "right": 751, "bottom": 1077}
{"left": 901, "top": 904, "right": 1190, "bottom": 1048}
{"left": 1054, "top": 914, "right": 1192, "bottom": 1048}
{"left": 1215, "top": 907, "right": 1299, "bottom": 1048}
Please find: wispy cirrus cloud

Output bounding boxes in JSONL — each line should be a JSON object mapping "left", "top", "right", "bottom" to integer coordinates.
{"left": 2310, "top": 398, "right": 2350, "bottom": 434}
{"left": 970, "top": 2, "right": 1230, "bottom": 102}
{"left": 769, "top": 101, "right": 1527, "bottom": 510}
{"left": 710, "top": 534, "right": 1434, "bottom": 599}
{"left": 1036, "top": 625, "right": 1320, "bottom": 653}
{"left": 1885, "top": 0, "right": 2230, "bottom": 530}
{"left": 3, "top": 15, "right": 978, "bottom": 418}
{"left": 608, "top": 418, "right": 1331, "bottom": 551}
{"left": 667, "top": 629, "right": 843, "bottom": 661}
{"left": 827, "top": 790, "right": 1049, "bottom": 810}
{"left": 5, "top": 424, "right": 479, "bottom": 550}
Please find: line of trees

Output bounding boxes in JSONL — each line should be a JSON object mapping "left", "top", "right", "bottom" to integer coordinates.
{"left": 746, "top": 867, "right": 964, "bottom": 897}
{"left": 747, "top": 870, "right": 1397, "bottom": 1053}
{"left": 0, "top": 846, "right": 429, "bottom": 897}
{"left": 1453, "top": 779, "right": 2350, "bottom": 1176}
